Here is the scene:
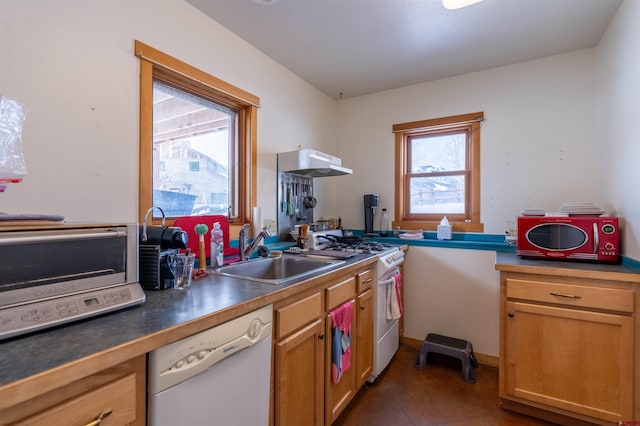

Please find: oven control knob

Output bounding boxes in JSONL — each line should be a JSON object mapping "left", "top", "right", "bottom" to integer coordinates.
{"left": 604, "top": 242, "right": 615, "bottom": 251}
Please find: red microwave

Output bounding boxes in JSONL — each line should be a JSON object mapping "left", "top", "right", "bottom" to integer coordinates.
{"left": 517, "top": 216, "right": 619, "bottom": 263}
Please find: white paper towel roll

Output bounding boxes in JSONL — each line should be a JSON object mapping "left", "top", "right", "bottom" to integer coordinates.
{"left": 252, "top": 206, "right": 263, "bottom": 237}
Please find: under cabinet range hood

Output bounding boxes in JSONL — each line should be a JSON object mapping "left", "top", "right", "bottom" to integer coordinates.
{"left": 277, "top": 149, "right": 352, "bottom": 177}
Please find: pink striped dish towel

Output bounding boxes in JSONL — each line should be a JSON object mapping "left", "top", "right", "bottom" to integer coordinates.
{"left": 386, "top": 272, "right": 403, "bottom": 320}
{"left": 329, "top": 300, "right": 353, "bottom": 383}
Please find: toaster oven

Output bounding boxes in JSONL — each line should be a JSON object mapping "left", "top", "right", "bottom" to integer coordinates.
{"left": 0, "top": 223, "right": 145, "bottom": 340}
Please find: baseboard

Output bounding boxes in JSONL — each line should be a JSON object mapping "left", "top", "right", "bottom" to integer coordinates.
{"left": 401, "top": 336, "right": 499, "bottom": 368}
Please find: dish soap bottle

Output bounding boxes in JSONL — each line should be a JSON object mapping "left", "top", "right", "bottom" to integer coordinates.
{"left": 379, "top": 208, "right": 389, "bottom": 237}
{"left": 211, "top": 222, "right": 224, "bottom": 266}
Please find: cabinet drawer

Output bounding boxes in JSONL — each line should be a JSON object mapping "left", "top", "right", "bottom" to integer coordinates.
{"left": 506, "top": 278, "right": 634, "bottom": 313}
{"left": 326, "top": 277, "right": 356, "bottom": 310}
{"left": 13, "top": 373, "right": 137, "bottom": 426}
{"left": 356, "top": 269, "right": 374, "bottom": 293}
{"left": 276, "top": 292, "right": 322, "bottom": 339}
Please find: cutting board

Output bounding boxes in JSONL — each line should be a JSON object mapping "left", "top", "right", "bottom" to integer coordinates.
{"left": 305, "top": 250, "right": 357, "bottom": 259}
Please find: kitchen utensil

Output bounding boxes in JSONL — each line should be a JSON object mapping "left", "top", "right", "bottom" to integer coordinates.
{"left": 286, "top": 184, "right": 295, "bottom": 216}
{"left": 303, "top": 185, "right": 317, "bottom": 208}
{"left": 281, "top": 180, "right": 286, "bottom": 212}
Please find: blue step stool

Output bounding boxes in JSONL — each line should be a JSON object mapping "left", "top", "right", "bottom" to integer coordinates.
{"left": 415, "top": 333, "right": 478, "bottom": 383}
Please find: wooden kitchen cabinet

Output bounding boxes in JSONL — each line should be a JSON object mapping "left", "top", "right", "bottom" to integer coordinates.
{"left": 0, "top": 355, "right": 146, "bottom": 426}
{"left": 325, "top": 276, "right": 357, "bottom": 425}
{"left": 274, "top": 292, "right": 325, "bottom": 426}
{"left": 355, "top": 288, "right": 374, "bottom": 387}
{"left": 273, "top": 265, "right": 375, "bottom": 426}
{"left": 497, "top": 262, "right": 638, "bottom": 425}
{"left": 355, "top": 266, "right": 374, "bottom": 388}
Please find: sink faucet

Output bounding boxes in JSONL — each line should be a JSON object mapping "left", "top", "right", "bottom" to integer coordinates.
{"left": 239, "top": 224, "right": 272, "bottom": 261}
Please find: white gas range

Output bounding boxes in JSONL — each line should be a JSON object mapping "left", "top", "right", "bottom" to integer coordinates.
{"left": 305, "top": 230, "right": 405, "bottom": 382}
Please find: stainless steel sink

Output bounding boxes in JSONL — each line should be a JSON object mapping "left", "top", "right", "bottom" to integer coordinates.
{"left": 212, "top": 254, "right": 346, "bottom": 285}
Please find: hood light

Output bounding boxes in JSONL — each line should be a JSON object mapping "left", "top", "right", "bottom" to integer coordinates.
{"left": 442, "top": 0, "right": 483, "bottom": 10}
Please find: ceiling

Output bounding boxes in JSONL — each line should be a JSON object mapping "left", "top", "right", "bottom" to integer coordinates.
{"left": 186, "top": 0, "right": 623, "bottom": 100}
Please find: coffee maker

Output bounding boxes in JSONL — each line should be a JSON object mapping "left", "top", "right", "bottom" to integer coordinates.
{"left": 364, "top": 194, "right": 379, "bottom": 234}
{"left": 138, "top": 207, "right": 188, "bottom": 290}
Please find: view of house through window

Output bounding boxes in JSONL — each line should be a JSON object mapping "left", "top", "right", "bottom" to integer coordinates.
{"left": 135, "top": 40, "right": 259, "bottom": 226}
{"left": 152, "top": 81, "right": 237, "bottom": 217}
{"left": 408, "top": 130, "right": 466, "bottom": 215}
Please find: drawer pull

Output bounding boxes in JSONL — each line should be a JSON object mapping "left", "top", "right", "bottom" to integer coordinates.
{"left": 549, "top": 291, "right": 581, "bottom": 299}
{"left": 362, "top": 278, "right": 373, "bottom": 284}
{"left": 84, "top": 409, "right": 113, "bottom": 426}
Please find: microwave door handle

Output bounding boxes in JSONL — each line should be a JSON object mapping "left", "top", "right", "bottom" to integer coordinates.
{"left": 593, "top": 223, "right": 598, "bottom": 254}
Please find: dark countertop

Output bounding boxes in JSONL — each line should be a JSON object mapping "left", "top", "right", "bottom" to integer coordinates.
{"left": 0, "top": 253, "right": 376, "bottom": 389}
{"left": 495, "top": 252, "right": 640, "bottom": 282}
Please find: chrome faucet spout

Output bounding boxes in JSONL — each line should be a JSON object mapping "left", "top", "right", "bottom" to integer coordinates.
{"left": 240, "top": 225, "right": 272, "bottom": 261}
{"left": 239, "top": 223, "right": 251, "bottom": 261}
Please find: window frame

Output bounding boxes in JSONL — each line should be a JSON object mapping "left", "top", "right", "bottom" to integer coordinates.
{"left": 135, "top": 41, "right": 259, "bottom": 233}
{"left": 393, "top": 112, "right": 484, "bottom": 233}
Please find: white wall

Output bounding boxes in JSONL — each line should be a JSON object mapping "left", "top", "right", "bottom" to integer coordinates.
{"left": 335, "top": 49, "right": 598, "bottom": 235}
{"left": 403, "top": 247, "right": 500, "bottom": 357}
{"left": 334, "top": 50, "right": 603, "bottom": 356}
{"left": 596, "top": 0, "right": 640, "bottom": 260}
{"left": 0, "top": 0, "right": 338, "bottom": 224}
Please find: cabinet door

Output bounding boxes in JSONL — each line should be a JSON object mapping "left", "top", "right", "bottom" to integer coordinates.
{"left": 0, "top": 356, "right": 146, "bottom": 426}
{"left": 505, "top": 301, "right": 634, "bottom": 423}
{"left": 356, "top": 288, "right": 373, "bottom": 387}
{"left": 275, "top": 318, "right": 325, "bottom": 426}
{"left": 325, "top": 305, "right": 356, "bottom": 425}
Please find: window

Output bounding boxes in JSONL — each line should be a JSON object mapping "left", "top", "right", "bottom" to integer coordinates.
{"left": 135, "top": 41, "right": 259, "bottom": 227}
{"left": 393, "top": 112, "right": 484, "bottom": 232}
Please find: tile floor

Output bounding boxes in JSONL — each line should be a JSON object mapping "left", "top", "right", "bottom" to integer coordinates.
{"left": 333, "top": 345, "right": 556, "bottom": 426}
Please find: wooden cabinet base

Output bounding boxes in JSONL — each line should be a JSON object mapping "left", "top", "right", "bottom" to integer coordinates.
{"left": 501, "top": 398, "right": 613, "bottom": 426}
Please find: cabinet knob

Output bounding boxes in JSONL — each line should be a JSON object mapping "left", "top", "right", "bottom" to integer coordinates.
{"left": 318, "top": 334, "right": 325, "bottom": 341}
{"left": 507, "top": 312, "right": 514, "bottom": 318}
{"left": 360, "top": 305, "right": 365, "bottom": 310}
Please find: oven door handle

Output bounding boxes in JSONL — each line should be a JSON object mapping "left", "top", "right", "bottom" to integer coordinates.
{"left": 592, "top": 223, "right": 598, "bottom": 254}
{"left": 378, "top": 277, "right": 395, "bottom": 286}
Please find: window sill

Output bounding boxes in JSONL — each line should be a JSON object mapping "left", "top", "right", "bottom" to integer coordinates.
{"left": 393, "top": 220, "right": 484, "bottom": 233}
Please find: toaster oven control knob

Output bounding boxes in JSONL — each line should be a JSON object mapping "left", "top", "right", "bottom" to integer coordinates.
{"left": 604, "top": 242, "right": 615, "bottom": 251}
{"left": 602, "top": 224, "right": 616, "bottom": 234}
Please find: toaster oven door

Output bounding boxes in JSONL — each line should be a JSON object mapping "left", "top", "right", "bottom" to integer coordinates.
{"left": 0, "top": 225, "right": 134, "bottom": 308}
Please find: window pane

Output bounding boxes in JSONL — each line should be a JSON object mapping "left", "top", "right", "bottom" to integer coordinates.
{"left": 410, "top": 132, "right": 466, "bottom": 172}
{"left": 152, "top": 81, "right": 237, "bottom": 218}
{"left": 409, "top": 176, "right": 465, "bottom": 214}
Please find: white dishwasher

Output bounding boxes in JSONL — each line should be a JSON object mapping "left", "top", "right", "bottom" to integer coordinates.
{"left": 148, "top": 304, "right": 272, "bottom": 426}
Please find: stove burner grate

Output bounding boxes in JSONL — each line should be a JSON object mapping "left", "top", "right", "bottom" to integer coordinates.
{"left": 324, "top": 240, "right": 394, "bottom": 254}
